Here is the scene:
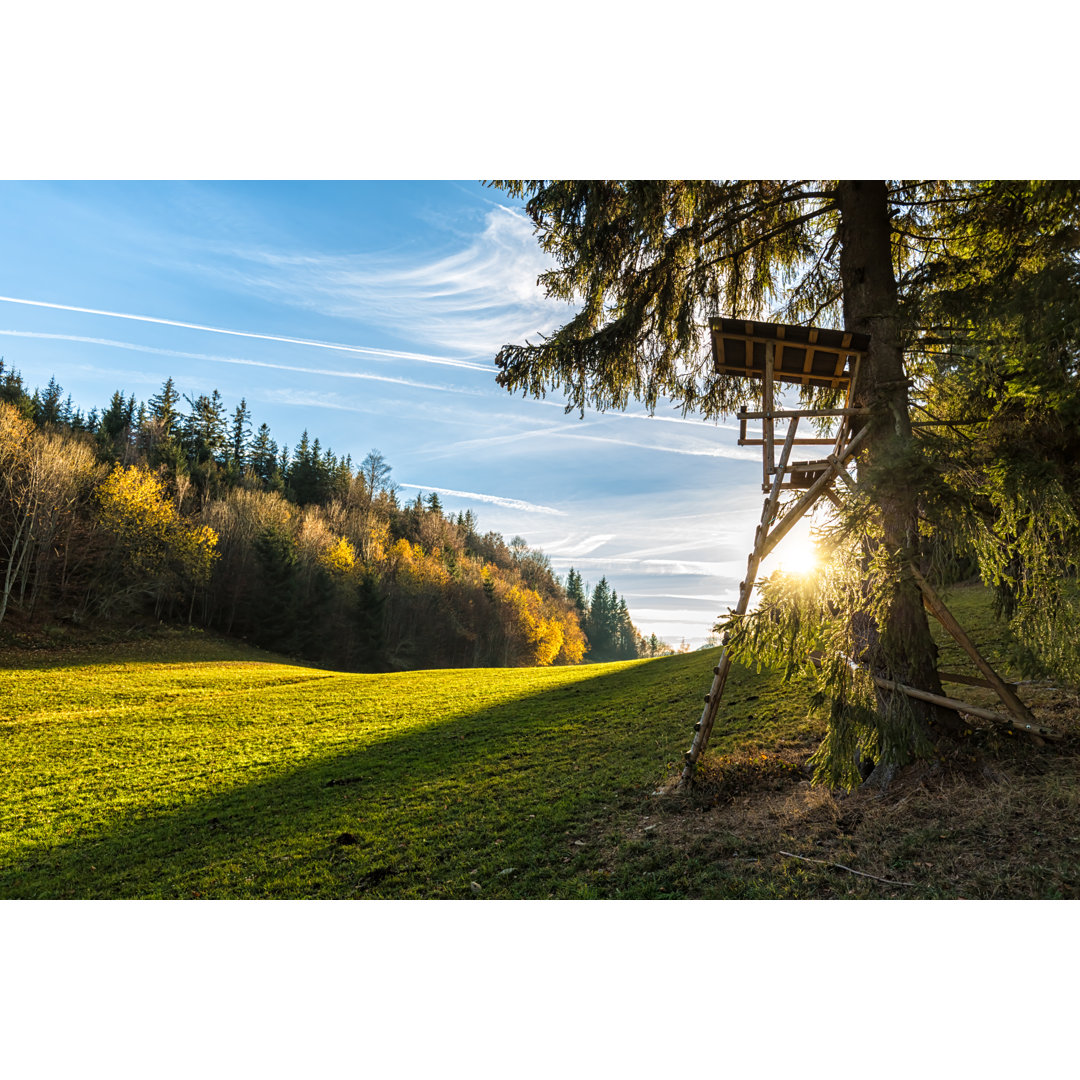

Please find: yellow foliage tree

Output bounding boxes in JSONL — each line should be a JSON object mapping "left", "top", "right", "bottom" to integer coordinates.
{"left": 501, "top": 584, "right": 573, "bottom": 666}
{"left": 96, "top": 464, "right": 218, "bottom": 614}
{"left": 319, "top": 535, "right": 357, "bottom": 576}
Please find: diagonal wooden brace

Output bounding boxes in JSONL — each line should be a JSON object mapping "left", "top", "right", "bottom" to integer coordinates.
{"left": 908, "top": 564, "right": 1039, "bottom": 729}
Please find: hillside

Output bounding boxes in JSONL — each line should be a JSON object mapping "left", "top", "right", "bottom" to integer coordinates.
{"left": 3, "top": 585, "right": 1078, "bottom": 900}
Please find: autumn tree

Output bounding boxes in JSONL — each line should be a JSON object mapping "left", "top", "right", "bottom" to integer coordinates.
{"left": 0, "top": 403, "right": 99, "bottom": 623}
{"left": 95, "top": 464, "right": 218, "bottom": 618}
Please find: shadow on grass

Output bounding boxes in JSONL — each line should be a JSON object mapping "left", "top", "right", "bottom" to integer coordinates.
{"left": 2, "top": 652, "right": 714, "bottom": 899}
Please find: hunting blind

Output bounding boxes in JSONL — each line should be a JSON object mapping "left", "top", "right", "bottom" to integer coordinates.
{"left": 680, "top": 318, "right": 1056, "bottom": 786}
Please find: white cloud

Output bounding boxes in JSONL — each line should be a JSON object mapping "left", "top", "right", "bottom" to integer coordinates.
{"left": 538, "top": 534, "right": 617, "bottom": 557}
{"left": 216, "top": 206, "right": 576, "bottom": 357}
{"left": 432, "top": 424, "right": 760, "bottom": 463}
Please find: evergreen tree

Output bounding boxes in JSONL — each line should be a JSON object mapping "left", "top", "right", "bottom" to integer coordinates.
{"left": 35, "top": 377, "right": 64, "bottom": 427}
{"left": 586, "top": 577, "right": 615, "bottom": 659}
{"left": 287, "top": 430, "right": 333, "bottom": 505}
{"left": 96, "top": 390, "right": 135, "bottom": 461}
{"left": 0, "top": 360, "right": 33, "bottom": 417}
{"left": 614, "top": 595, "right": 637, "bottom": 659}
{"left": 250, "top": 423, "right": 279, "bottom": 485}
{"left": 148, "top": 377, "right": 181, "bottom": 441}
{"left": 181, "top": 390, "right": 227, "bottom": 466}
{"left": 565, "top": 567, "right": 587, "bottom": 617}
{"left": 229, "top": 398, "right": 252, "bottom": 474}
{"left": 251, "top": 524, "right": 299, "bottom": 653}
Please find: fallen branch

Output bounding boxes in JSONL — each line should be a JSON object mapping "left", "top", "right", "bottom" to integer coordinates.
{"left": 777, "top": 850, "right": 917, "bottom": 887}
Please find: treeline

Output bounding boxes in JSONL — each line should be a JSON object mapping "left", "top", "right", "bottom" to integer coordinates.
{"left": 0, "top": 362, "right": 658, "bottom": 669}
{"left": 564, "top": 568, "right": 670, "bottom": 660}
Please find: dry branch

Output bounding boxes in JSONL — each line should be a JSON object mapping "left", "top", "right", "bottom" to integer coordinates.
{"left": 777, "top": 850, "right": 916, "bottom": 887}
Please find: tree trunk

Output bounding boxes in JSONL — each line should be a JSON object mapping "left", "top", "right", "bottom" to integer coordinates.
{"left": 837, "top": 181, "right": 954, "bottom": 769}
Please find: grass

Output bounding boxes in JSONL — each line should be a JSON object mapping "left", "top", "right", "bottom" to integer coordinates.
{"left": 3, "top": 586, "right": 1078, "bottom": 899}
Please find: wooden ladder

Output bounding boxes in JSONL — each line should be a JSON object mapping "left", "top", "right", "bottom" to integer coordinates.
{"left": 679, "top": 409, "right": 868, "bottom": 786}
{"left": 680, "top": 371, "right": 1058, "bottom": 783}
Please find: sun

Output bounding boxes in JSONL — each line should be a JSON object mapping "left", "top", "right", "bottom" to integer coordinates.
{"left": 773, "top": 534, "right": 821, "bottom": 577}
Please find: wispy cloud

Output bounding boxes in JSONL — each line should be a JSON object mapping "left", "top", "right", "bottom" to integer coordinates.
{"left": 0, "top": 296, "right": 491, "bottom": 372}
{"left": 0, "top": 329, "right": 482, "bottom": 396}
{"left": 215, "top": 207, "right": 576, "bottom": 357}
{"left": 621, "top": 592, "right": 734, "bottom": 605}
{"left": 396, "top": 483, "right": 567, "bottom": 516}
{"left": 537, "top": 534, "right": 616, "bottom": 557}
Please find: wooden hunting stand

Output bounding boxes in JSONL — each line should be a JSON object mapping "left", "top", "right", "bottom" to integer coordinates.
{"left": 679, "top": 318, "right": 1056, "bottom": 788}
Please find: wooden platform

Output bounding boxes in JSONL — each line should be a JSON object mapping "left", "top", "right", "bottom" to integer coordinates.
{"left": 711, "top": 317, "right": 869, "bottom": 390}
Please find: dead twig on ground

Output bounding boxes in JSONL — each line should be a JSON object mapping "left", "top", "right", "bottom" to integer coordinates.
{"left": 777, "top": 850, "right": 917, "bottom": 887}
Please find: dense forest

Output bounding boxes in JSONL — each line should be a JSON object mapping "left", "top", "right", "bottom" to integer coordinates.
{"left": 0, "top": 361, "right": 665, "bottom": 669}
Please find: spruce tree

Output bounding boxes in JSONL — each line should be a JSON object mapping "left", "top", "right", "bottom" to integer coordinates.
{"left": 250, "top": 423, "right": 279, "bottom": 485}
{"left": 565, "top": 567, "right": 587, "bottom": 617}
{"left": 148, "top": 377, "right": 181, "bottom": 441}
{"left": 229, "top": 398, "right": 252, "bottom": 475}
{"left": 36, "top": 377, "right": 64, "bottom": 427}
{"left": 586, "top": 577, "right": 614, "bottom": 659}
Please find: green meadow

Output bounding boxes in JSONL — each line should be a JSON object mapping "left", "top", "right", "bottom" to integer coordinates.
{"left": 3, "top": 585, "right": 1078, "bottom": 899}
{"left": 0, "top": 630, "right": 815, "bottom": 899}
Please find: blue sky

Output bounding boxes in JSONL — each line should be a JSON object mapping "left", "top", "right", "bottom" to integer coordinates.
{"left": 2, "top": 180, "right": 817, "bottom": 647}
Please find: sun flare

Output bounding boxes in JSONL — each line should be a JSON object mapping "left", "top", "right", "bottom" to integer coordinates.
{"left": 774, "top": 535, "right": 821, "bottom": 577}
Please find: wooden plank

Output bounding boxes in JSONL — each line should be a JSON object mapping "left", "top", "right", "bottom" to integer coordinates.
{"left": 739, "top": 438, "right": 837, "bottom": 446}
{"left": 739, "top": 408, "right": 869, "bottom": 419}
{"left": 716, "top": 365, "right": 851, "bottom": 389}
{"left": 908, "top": 564, "right": 1037, "bottom": 727}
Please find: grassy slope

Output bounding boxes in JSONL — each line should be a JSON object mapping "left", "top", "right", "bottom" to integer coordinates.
{"left": 3, "top": 586, "right": 1078, "bottom": 899}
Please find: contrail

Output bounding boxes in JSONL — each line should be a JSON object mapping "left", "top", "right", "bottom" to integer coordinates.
{"left": 0, "top": 294, "right": 493, "bottom": 372}
{"left": 0, "top": 329, "right": 483, "bottom": 396}
{"left": 397, "top": 483, "right": 567, "bottom": 516}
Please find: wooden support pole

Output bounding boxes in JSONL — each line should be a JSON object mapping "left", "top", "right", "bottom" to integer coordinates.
{"left": 763, "top": 342, "right": 775, "bottom": 489}
{"left": 908, "top": 564, "right": 1038, "bottom": 728}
